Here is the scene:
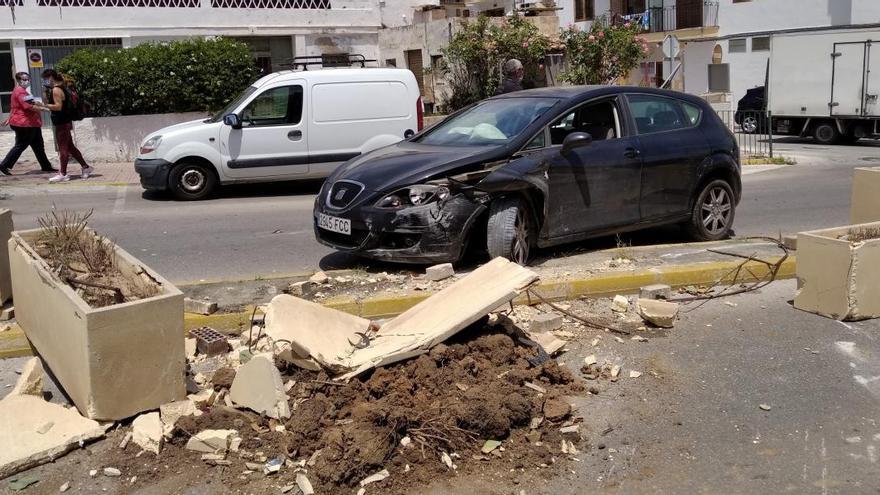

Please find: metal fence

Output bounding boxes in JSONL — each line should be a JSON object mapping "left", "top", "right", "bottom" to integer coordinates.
{"left": 716, "top": 110, "right": 774, "bottom": 159}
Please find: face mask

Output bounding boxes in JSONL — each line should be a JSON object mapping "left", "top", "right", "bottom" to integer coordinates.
{"left": 43, "top": 78, "right": 53, "bottom": 87}
{"left": 18, "top": 79, "right": 30, "bottom": 88}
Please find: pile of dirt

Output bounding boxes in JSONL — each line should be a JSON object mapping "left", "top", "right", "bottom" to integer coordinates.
{"left": 168, "top": 327, "right": 586, "bottom": 493}
{"left": 33, "top": 210, "right": 160, "bottom": 307}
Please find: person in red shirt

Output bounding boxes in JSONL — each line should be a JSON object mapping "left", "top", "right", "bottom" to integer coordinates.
{"left": 0, "top": 72, "right": 57, "bottom": 175}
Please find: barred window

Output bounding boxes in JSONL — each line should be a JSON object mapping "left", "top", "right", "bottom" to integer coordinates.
{"left": 211, "top": 0, "right": 329, "bottom": 8}
{"left": 37, "top": 0, "right": 198, "bottom": 6}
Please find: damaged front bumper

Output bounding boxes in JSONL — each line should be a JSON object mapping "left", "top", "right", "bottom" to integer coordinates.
{"left": 314, "top": 193, "right": 486, "bottom": 264}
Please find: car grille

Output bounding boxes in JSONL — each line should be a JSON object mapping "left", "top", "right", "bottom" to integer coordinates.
{"left": 318, "top": 227, "right": 370, "bottom": 249}
{"left": 327, "top": 180, "right": 364, "bottom": 209}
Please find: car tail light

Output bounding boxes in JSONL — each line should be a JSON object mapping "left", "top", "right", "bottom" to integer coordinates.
{"left": 417, "top": 96, "right": 424, "bottom": 131}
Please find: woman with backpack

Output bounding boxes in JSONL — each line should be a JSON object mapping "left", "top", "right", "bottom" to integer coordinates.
{"left": 0, "top": 72, "right": 57, "bottom": 175}
{"left": 40, "top": 69, "right": 93, "bottom": 183}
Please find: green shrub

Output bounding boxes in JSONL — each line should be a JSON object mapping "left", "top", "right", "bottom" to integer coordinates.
{"left": 558, "top": 19, "right": 647, "bottom": 85}
{"left": 56, "top": 37, "right": 258, "bottom": 117}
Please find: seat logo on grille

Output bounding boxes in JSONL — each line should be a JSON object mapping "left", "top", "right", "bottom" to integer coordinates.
{"left": 334, "top": 188, "right": 348, "bottom": 201}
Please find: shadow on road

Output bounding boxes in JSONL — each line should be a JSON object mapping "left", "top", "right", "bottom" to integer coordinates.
{"left": 141, "top": 178, "right": 325, "bottom": 201}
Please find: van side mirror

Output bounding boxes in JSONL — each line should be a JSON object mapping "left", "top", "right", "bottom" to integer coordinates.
{"left": 561, "top": 132, "right": 593, "bottom": 155}
{"left": 223, "top": 114, "right": 242, "bottom": 129}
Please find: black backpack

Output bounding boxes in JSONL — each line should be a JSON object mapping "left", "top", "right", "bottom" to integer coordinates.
{"left": 64, "top": 87, "right": 85, "bottom": 121}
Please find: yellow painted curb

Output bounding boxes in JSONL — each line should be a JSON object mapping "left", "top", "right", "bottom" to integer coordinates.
{"left": 1, "top": 256, "right": 797, "bottom": 357}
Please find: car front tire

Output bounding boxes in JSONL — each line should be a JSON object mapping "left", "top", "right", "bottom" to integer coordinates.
{"left": 685, "top": 179, "right": 736, "bottom": 242}
{"left": 487, "top": 196, "right": 534, "bottom": 265}
{"left": 169, "top": 161, "right": 217, "bottom": 201}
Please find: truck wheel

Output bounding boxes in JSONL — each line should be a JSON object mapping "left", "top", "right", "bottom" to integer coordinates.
{"left": 169, "top": 161, "right": 217, "bottom": 201}
{"left": 487, "top": 196, "right": 534, "bottom": 265}
{"left": 684, "top": 179, "right": 736, "bottom": 242}
{"left": 813, "top": 123, "right": 840, "bottom": 145}
{"left": 741, "top": 116, "right": 760, "bottom": 134}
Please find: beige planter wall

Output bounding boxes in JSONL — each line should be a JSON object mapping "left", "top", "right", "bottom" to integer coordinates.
{"left": 0, "top": 209, "right": 11, "bottom": 304}
{"left": 8, "top": 229, "right": 185, "bottom": 420}
{"left": 851, "top": 167, "right": 880, "bottom": 225}
{"left": 794, "top": 222, "right": 880, "bottom": 321}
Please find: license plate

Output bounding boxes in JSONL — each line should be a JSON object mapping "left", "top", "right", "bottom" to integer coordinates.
{"left": 318, "top": 213, "right": 351, "bottom": 235}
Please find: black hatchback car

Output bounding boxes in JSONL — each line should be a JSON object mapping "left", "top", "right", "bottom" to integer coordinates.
{"left": 314, "top": 86, "right": 740, "bottom": 265}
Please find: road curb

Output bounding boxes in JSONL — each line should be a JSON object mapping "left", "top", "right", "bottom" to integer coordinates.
{"left": 0, "top": 256, "right": 796, "bottom": 358}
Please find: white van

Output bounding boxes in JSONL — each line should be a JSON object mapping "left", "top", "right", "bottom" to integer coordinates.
{"left": 135, "top": 68, "right": 423, "bottom": 200}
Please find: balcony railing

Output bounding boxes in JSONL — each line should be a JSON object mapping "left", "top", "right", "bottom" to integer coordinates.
{"left": 603, "top": 1, "right": 719, "bottom": 33}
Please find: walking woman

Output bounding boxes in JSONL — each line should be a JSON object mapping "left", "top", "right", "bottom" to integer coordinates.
{"left": 0, "top": 72, "right": 57, "bottom": 175}
{"left": 40, "top": 69, "right": 93, "bottom": 183}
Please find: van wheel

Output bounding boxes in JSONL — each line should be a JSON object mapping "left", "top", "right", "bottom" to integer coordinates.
{"left": 487, "top": 196, "right": 534, "bottom": 265}
{"left": 684, "top": 179, "right": 736, "bottom": 241}
{"left": 169, "top": 162, "right": 217, "bottom": 201}
{"left": 813, "top": 122, "right": 840, "bottom": 145}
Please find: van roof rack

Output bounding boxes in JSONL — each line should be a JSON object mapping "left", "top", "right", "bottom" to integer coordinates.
{"left": 283, "top": 54, "right": 378, "bottom": 70}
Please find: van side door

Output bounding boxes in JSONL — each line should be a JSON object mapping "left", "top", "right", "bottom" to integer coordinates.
{"left": 220, "top": 81, "right": 309, "bottom": 179}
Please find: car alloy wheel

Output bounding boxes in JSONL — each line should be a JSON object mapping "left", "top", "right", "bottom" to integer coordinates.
{"left": 512, "top": 208, "right": 530, "bottom": 265}
{"left": 181, "top": 168, "right": 206, "bottom": 193}
{"left": 700, "top": 185, "right": 732, "bottom": 236}
{"left": 742, "top": 116, "right": 759, "bottom": 134}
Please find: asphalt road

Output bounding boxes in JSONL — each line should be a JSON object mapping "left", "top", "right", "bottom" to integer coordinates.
{"left": 1, "top": 138, "right": 878, "bottom": 283}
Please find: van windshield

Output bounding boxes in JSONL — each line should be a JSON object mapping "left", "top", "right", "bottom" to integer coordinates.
{"left": 416, "top": 97, "right": 560, "bottom": 146}
{"left": 209, "top": 86, "right": 258, "bottom": 123}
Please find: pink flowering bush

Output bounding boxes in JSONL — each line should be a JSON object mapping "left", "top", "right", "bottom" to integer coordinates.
{"left": 559, "top": 20, "right": 646, "bottom": 85}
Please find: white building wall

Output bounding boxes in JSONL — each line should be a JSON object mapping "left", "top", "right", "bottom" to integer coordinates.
{"left": 558, "top": 0, "right": 612, "bottom": 30}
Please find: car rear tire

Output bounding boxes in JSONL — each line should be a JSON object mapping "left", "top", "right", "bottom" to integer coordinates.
{"left": 813, "top": 122, "right": 840, "bottom": 145}
{"left": 487, "top": 196, "right": 534, "bottom": 265}
{"left": 169, "top": 161, "right": 217, "bottom": 201}
{"left": 684, "top": 180, "right": 736, "bottom": 242}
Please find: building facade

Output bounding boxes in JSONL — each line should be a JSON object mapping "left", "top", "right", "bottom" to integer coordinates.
{"left": 0, "top": 0, "right": 427, "bottom": 116}
{"left": 557, "top": 0, "right": 880, "bottom": 105}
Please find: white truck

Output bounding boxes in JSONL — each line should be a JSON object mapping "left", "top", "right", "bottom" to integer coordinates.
{"left": 768, "top": 28, "right": 880, "bottom": 144}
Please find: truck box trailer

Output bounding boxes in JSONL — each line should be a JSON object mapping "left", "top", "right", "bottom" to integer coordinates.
{"left": 768, "top": 28, "right": 880, "bottom": 144}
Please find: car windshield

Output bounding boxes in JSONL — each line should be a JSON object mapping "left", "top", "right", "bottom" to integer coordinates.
{"left": 417, "top": 97, "right": 560, "bottom": 146}
{"left": 209, "top": 86, "right": 258, "bottom": 123}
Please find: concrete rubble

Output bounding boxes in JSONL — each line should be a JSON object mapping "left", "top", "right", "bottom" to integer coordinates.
{"left": 0, "top": 394, "right": 105, "bottom": 479}
{"left": 185, "top": 429, "right": 240, "bottom": 454}
{"left": 425, "top": 263, "right": 455, "bottom": 282}
{"left": 639, "top": 284, "right": 671, "bottom": 300}
{"left": 10, "top": 357, "right": 44, "bottom": 397}
{"left": 636, "top": 298, "right": 680, "bottom": 328}
{"left": 611, "top": 295, "right": 630, "bottom": 313}
{"left": 229, "top": 354, "right": 291, "bottom": 419}
{"left": 184, "top": 297, "right": 218, "bottom": 315}
{"left": 160, "top": 400, "right": 198, "bottom": 437}
{"left": 132, "top": 412, "right": 163, "bottom": 454}
{"left": 530, "top": 313, "right": 563, "bottom": 332}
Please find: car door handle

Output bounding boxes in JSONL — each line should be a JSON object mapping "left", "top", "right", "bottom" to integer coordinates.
{"left": 624, "top": 147, "right": 641, "bottom": 159}
{"left": 288, "top": 130, "right": 302, "bottom": 141}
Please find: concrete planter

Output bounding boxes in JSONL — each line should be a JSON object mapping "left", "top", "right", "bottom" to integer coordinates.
{"left": 794, "top": 221, "right": 880, "bottom": 321}
{"left": 8, "top": 229, "right": 186, "bottom": 420}
{"left": 851, "top": 167, "right": 880, "bottom": 225}
{"left": 0, "top": 209, "right": 11, "bottom": 304}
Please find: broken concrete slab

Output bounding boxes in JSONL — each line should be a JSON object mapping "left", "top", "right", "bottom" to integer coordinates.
{"left": 528, "top": 331, "right": 566, "bottom": 356}
{"left": 636, "top": 298, "right": 679, "bottom": 328}
{"left": 639, "top": 284, "right": 671, "bottom": 300}
{"left": 425, "top": 263, "right": 455, "bottom": 282}
{"left": 185, "top": 429, "right": 238, "bottom": 454}
{"left": 184, "top": 297, "right": 217, "bottom": 315}
{"left": 794, "top": 222, "right": 880, "bottom": 321}
{"left": 0, "top": 395, "right": 105, "bottom": 479}
{"left": 229, "top": 354, "right": 291, "bottom": 420}
{"left": 132, "top": 412, "right": 163, "bottom": 454}
{"left": 160, "top": 400, "right": 198, "bottom": 437}
{"left": 10, "top": 357, "right": 43, "bottom": 397}
{"left": 530, "top": 313, "right": 563, "bottom": 332}
{"left": 0, "top": 209, "right": 12, "bottom": 304}
{"left": 851, "top": 167, "right": 880, "bottom": 225}
{"left": 9, "top": 229, "right": 186, "bottom": 421}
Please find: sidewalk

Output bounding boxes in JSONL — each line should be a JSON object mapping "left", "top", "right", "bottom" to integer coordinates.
{"left": 0, "top": 129, "right": 138, "bottom": 185}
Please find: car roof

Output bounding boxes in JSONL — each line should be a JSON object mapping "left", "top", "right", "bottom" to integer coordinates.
{"left": 253, "top": 68, "right": 415, "bottom": 87}
{"left": 493, "top": 85, "right": 710, "bottom": 106}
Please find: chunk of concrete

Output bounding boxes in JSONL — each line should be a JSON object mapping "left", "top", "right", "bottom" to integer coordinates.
{"left": 0, "top": 395, "right": 105, "bottom": 479}
{"left": 132, "top": 412, "right": 163, "bottom": 454}
{"left": 287, "top": 281, "right": 313, "bottom": 297}
{"left": 0, "top": 209, "right": 12, "bottom": 304}
{"left": 309, "top": 271, "right": 329, "bottom": 284}
{"left": 10, "top": 357, "right": 43, "bottom": 397}
{"left": 639, "top": 284, "right": 671, "bottom": 300}
{"left": 851, "top": 167, "right": 880, "bottom": 224}
{"left": 229, "top": 355, "right": 291, "bottom": 420}
{"left": 160, "top": 400, "right": 198, "bottom": 436}
{"left": 530, "top": 313, "right": 563, "bottom": 332}
{"left": 0, "top": 304, "right": 13, "bottom": 321}
{"left": 184, "top": 298, "right": 217, "bottom": 315}
{"left": 185, "top": 429, "right": 238, "bottom": 454}
{"left": 425, "top": 263, "right": 455, "bottom": 282}
{"left": 611, "top": 295, "right": 629, "bottom": 313}
{"left": 636, "top": 298, "right": 679, "bottom": 328}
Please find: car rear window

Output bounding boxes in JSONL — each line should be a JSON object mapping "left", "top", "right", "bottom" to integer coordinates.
{"left": 627, "top": 94, "right": 687, "bottom": 134}
{"left": 680, "top": 101, "right": 702, "bottom": 126}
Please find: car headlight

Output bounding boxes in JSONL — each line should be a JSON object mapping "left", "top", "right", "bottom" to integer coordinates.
{"left": 376, "top": 184, "right": 450, "bottom": 208}
{"left": 140, "top": 135, "right": 162, "bottom": 154}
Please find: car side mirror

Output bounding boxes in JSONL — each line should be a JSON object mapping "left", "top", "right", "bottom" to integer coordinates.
{"left": 223, "top": 113, "right": 242, "bottom": 130}
{"left": 561, "top": 132, "right": 593, "bottom": 154}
